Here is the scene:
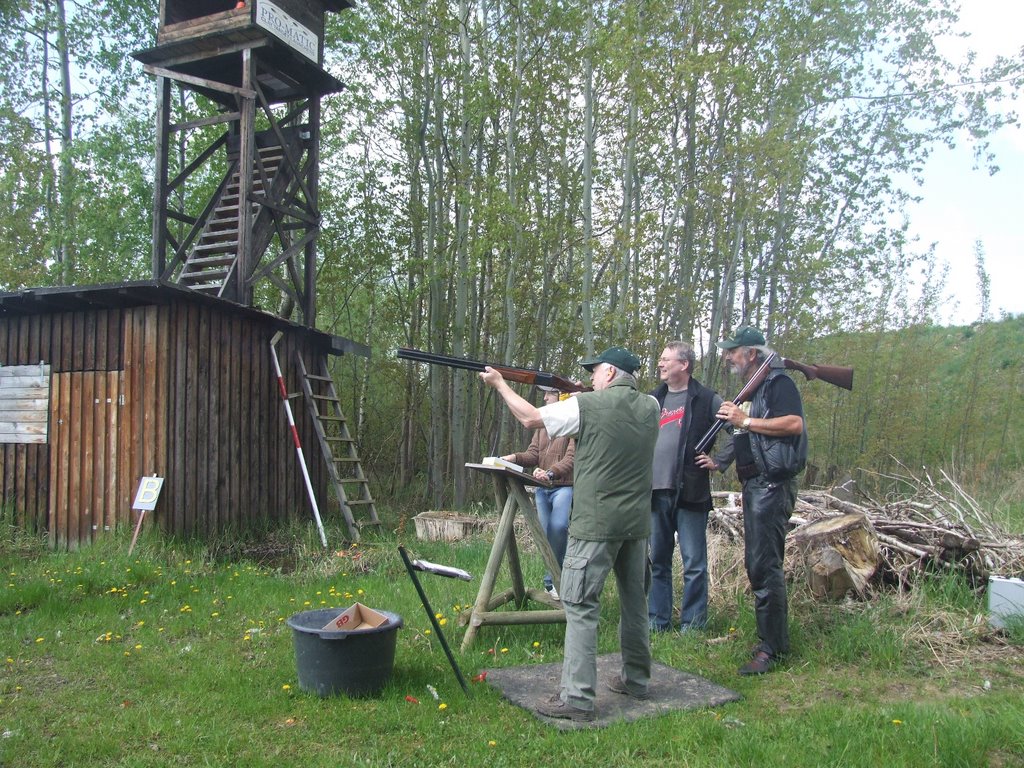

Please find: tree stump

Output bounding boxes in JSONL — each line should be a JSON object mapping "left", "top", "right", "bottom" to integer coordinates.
{"left": 793, "top": 513, "right": 881, "bottom": 599}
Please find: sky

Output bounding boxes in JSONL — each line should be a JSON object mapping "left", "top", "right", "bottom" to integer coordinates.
{"left": 907, "top": 1, "right": 1024, "bottom": 324}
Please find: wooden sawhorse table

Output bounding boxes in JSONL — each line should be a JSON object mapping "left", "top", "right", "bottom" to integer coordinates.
{"left": 460, "top": 463, "right": 566, "bottom": 650}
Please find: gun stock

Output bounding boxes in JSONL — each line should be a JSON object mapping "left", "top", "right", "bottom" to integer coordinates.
{"left": 397, "top": 348, "right": 589, "bottom": 393}
{"left": 782, "top": 359, "right": 854, "bottom": 391}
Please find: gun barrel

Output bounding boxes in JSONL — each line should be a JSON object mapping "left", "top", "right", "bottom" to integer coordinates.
{"left": 397, "top": 348, "right": 487, "bottom": 373}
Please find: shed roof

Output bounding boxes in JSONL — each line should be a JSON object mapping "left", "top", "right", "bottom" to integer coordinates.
{"left": 0, "top": 280, "right": 369, "bottom": 358}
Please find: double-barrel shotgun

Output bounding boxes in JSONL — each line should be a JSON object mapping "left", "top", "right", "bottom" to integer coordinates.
{"left": 694, "top": 354, "right": 853, "bottom": 455}
{"left": 396, "top": 348, "right": 590, "bottom": 393}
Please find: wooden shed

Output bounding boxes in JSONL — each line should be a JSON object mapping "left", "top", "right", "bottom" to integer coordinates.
{"left": 0, "top": 280, "right": 368, "bottom": 550}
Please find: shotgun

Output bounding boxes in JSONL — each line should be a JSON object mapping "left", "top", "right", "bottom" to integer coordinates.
{"left": 694, "top": 354, "right": 854, "bottom": 455}
{"left": 397, "top": 348, "right": 590, "bottom": 393}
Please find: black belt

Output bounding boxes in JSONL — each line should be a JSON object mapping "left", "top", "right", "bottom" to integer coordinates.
{"left": 736, "top": 463, "right": 760, "bottom": 481}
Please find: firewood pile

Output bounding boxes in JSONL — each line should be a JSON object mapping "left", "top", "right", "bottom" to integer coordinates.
{"left": 710, "top": 466, "right": 1024, "bottom": 590}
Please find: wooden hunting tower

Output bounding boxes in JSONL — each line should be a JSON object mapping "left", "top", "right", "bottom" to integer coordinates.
{"left": 0, "top": 1, "right": 379, "bottom": 550}
{"left": 133, "top": 0, "right": 354, "bottom": 325}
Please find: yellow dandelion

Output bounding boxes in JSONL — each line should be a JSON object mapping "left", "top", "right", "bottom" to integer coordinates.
{"left": 532, "top": 641, "right": 540, "bottom": 648}
{"left": 488, "top": 740, "right": 497, "bottom": 747}
{"left": 438, "top": 703, "right": 447, "bottom": 711}
{"left": 439, "top": 618, "right": 448, "bottom": 627}
{"left": 500, "top": 647, "right": 509, "bottom": 654}
{"left": 282, "top": 684, "right": 292, "bottom": 691}
{"left": 134, "top": 644, "right": 142, "bottom": 650}
{"left": 892, "top": 719, "right": 902, "bottom": 726}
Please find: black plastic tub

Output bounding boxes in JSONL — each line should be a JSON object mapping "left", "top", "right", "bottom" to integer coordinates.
{"left": 286, "top": 608, "right": 403, "bottom": 697}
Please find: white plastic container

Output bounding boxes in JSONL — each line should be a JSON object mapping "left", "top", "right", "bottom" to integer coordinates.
{"left": 988, "top": 576, "right": 1024, "bottom": 629}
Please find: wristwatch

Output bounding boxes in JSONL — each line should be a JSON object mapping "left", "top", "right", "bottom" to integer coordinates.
{"left": 741, "top": 417, "right": 751, "bottom": 430}
{"left": 546, "top": 470, "right": 555, "bottom": 481}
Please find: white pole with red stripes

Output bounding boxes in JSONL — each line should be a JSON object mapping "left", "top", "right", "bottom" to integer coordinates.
{"left": 270, "top": 332, "right": 327, "bottom": 548}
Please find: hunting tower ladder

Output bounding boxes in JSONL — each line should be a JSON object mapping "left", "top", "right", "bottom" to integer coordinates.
{"left": 295, "top": 352, "right": 380, "bottom": 540}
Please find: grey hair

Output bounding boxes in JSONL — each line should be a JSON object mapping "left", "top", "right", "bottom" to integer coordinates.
{"left": 664, "top": 340, "right": 695, "bottom": 371}
{"left": 607, "top": 366, "right": 636, "bottom": 386}
{"left": 750, "top": 345, "right": 775, "bottom": 363}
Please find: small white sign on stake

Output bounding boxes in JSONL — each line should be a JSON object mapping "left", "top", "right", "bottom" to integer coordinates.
{"left": 133, "top": 476, "right": 164, "bottom": 511}
{"left": 129, "top": 476, "right": 164, "bottom": 554}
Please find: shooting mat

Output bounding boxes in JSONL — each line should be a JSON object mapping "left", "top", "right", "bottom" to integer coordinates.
{"left": 484, "top": 653, "right": 741, "bottom": 730}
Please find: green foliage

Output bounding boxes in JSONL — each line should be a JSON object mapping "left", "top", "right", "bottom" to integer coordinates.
{"left": 2, "top": 0, "right": 1022, "bottom": 506}
{"left": 789, "top": 315, "right": 1024, "bottom": 488}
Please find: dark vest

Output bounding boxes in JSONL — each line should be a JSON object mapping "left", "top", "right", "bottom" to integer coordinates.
{"left": 570, "top": 379, "right": 658, "bottom": 541}
{"left": 748, "top": 369, "right": 808, "bottom": 481}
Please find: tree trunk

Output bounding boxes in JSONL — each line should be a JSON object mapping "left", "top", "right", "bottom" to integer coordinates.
{"left": 581, "top": 2, "right": 596, "bottom": 355}
{"left": 793, "top": 513, "right": 881, "bottom": 600}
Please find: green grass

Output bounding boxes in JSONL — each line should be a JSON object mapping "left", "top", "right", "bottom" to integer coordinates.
{"left": 1, "top": 519, "right": 1023, "bottom": 768}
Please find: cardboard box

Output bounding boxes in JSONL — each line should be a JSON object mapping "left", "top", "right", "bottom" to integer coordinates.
{"left": 322, "top": 602, "right": 388, "bottom": 632}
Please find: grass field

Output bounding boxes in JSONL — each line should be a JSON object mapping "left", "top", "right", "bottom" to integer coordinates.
{"left": 2, "top": 515, "right": 1023, "bottom": 768}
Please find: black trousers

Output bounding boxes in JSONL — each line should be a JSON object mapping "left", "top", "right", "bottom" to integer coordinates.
{"left": 741, "top": 475, "right": 797, "bottom": 657}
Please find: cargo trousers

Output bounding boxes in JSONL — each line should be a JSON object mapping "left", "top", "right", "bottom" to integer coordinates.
{"left": 557, "top": 535, "right": 651, "bottom": 710}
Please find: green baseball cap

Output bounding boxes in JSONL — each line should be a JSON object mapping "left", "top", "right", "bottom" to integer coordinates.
{"left": 716, "top": 325, "right": 766, "bottom": 350}
{"left": 580, "top": 346, "right": 642, "bottom": 374}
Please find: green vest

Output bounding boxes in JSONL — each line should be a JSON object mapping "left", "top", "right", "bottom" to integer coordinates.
{"left": 569, "top": 378, "right": 659, "bottom": 541}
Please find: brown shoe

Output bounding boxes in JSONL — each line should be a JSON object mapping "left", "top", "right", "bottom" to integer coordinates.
{"left": 606, "top": 675, "right": 650, "bottom": 700}
{"left": 738, "top": 650, "right": 774, "bottom": 676}
{"left": 535, "top": 693, "right": 595, "bottom": 722}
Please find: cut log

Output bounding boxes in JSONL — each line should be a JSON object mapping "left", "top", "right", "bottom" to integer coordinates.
{"left": 793, "top": 513, "right": 881, "bottom": 600}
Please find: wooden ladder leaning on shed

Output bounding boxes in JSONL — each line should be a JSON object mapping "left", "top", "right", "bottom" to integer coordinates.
{"left": 295, "top": 352, "right": 381, "bottom": 542}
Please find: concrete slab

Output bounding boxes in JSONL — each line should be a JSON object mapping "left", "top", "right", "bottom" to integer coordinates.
{"left": 484, "top": 653, "right": 741, "bottom": 730}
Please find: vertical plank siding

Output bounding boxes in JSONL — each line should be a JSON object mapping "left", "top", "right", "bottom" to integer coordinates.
{"left": 0, "top": 300, "right": 328, "bottom": 549}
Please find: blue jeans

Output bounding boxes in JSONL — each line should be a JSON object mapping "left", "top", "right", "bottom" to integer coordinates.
{"left": 648, "top": 489, "right": 709, "bottom": 631}
{"left": 535, "top": 486, "right": 571, "bottom": 589}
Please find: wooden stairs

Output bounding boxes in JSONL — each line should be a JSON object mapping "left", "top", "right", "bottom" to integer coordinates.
{"left": 174, "top": 143, "right": 289, "bottom": 295}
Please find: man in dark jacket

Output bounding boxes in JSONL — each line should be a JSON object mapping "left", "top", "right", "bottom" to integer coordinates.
{"left": 714, "top": 326, "right": 806, "bottom": 676}
{"left": 648, "top": 341, "right": 732, "bottom": 632}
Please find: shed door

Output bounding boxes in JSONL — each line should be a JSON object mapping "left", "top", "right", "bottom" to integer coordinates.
{"left": 48, "top": 372, "right": 128, "bottom": 550}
